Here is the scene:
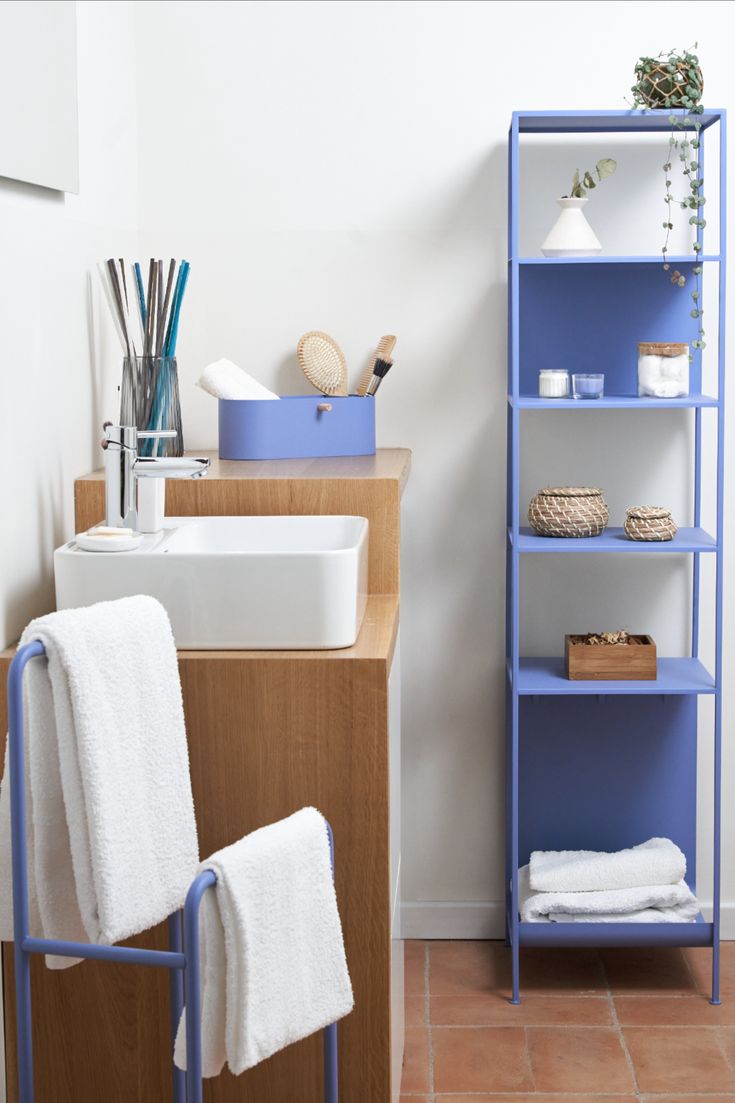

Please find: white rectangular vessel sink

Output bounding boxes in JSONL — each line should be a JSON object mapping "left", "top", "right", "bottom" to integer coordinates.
{"left": 54, "top": 515, "right": 369, "bottom": 649}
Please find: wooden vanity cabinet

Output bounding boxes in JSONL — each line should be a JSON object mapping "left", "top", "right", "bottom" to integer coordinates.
{"left": 1, "top": 449, "right": 410, "bottom": 1103}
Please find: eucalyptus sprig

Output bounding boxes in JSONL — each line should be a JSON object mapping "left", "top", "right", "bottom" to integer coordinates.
{"left": 631, "top": 47, "right": 706, "bottom": 360}
{"left": 565, "top": 158, "right": 617, "bottom": 199}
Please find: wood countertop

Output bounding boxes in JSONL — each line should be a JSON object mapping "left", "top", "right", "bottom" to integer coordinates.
{"left": 178, "top": 594, "right": 399, "bottom": 663}
{"left": 76, "top": 448, "right": 412, "bottom": 494}
{"left": 0, "top": 595, "right": 398, "bottom": 668}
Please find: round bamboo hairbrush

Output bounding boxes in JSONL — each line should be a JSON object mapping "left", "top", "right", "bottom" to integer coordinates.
{"left": 357, "top": 335, "right": 397, "bottom": 396}
{"left": 297, "top": 331, "right": 348, "bottom": 396}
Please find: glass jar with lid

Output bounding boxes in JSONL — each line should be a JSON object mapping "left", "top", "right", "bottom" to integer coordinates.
{"left": 638, "top": 342, "right": 689, "bottom": 398}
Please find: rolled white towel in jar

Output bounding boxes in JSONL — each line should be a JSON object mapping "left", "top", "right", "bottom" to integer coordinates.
{"left": 197, "top": 358, "right": 279, "bottom": 401}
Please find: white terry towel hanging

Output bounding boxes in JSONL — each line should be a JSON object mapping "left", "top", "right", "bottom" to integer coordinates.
{"left": 0, "top": 596, "right": 198, "bottom": 968}
{"left": 196, "top": 358, "right": 279, "bottom": 400}
{"left": 519, "top": 865, "right": 699, "bottom": 924}
{"left": 529, "top": 837, "right": 686, "bottom": 894}
{"left": 174, "top": 807, "right": 354, "bottom": 1078}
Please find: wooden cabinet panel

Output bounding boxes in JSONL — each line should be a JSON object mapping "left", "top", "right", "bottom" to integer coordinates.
{"left": 1, "top": 601, "right": 399, "bottom": 1102}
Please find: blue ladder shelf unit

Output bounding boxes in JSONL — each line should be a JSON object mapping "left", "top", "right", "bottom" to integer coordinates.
{"left": 506, "top": 108, "right": 727, "bottom": 1004}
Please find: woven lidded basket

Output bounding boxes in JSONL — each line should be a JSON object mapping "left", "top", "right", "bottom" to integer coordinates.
{"left": 528, "top": 486, "right": 608, "bottom": 538}
{"left": 624, "top": 505, "right": 677, "bottom": 542}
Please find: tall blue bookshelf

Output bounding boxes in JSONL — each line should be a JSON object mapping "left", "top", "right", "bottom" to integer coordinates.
{"left": 506, "top": 109, "right": 727, "bottom": 1004}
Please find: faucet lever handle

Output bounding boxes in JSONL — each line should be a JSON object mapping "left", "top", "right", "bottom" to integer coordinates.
{"left": 101, "top": 423, "right": 137, "bottom": 450}
{"left": 137, "top": 429, "right": 177, "bottom": 440}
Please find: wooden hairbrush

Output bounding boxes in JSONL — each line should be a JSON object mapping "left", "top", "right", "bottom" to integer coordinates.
{"left": 297, "top": 331, "right": 348, "bottom": 396}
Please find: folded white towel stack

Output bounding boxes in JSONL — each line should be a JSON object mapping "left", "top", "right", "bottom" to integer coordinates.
{"left": 174, "top": 807, "right": 353, "bottom": 1078}
{"left": 0, "top": 596, "right": 199, "bottom": 967}
{"left": 529, "top": 837, "right": 686, "bottom": 893}
{"left": 519, "top": 865, "right": 699, "bottom": 924}
{"left": 197, "top": 358, "right": 279, "bottom": 401}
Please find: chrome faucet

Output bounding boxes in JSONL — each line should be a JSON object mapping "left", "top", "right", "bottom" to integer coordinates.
{"left": 101, "top": 423, "right": 210, "bottom": 530}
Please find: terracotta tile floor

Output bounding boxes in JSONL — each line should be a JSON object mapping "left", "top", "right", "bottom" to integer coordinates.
{"left": 401, "top": 940, "right": 735, "bottom": 1102}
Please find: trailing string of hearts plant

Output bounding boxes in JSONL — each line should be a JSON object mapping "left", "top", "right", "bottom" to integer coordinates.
{"left": 630, "top": 46, "right": 706, "bottom": 362}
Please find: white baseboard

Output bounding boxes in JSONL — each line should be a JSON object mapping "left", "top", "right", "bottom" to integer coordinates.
{"left": 401, "top": 899, "right": 735, "bottom": 940}
{"left": 401, "top": 901, "right": 505, "bottom": 939}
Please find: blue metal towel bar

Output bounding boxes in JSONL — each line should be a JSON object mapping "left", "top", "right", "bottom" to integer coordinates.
{"left": 7, "top": 639, "right": 339, "bottom": 1103}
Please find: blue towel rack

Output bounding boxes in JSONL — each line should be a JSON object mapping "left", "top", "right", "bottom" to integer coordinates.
{"left": 6, "top": 639, "right": 339, "bottom": 1103}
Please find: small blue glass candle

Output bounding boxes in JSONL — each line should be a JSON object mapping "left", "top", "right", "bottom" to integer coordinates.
{"left": 572, "top": 373, "right": 604, "bottom": 400}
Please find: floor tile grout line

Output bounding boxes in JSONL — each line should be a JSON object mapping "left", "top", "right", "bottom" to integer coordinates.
{"left": 410, "top": 1021, "right": 732, "bottom": 1029}
{"left": 431, "top": 992, "right": 713, "bottom": 1000}
{"left": 523, "top": 1022, "right": 537, "bottom": 1092}
{"left": 600, "top": 954, "right": 642, "bottom": 1102}
{"left": 715, "top": 1023, "right": 735, "bottom": 1077}
{"left": 423, "top": 941, "right": 430, "bottom": 1027}
{"left": 425, "top": 941, "right": 436, "bottom": 1101}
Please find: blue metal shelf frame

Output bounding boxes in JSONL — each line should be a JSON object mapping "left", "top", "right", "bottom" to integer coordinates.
{"left": 506, "top": 108, "right": 727, "bottom": 1005}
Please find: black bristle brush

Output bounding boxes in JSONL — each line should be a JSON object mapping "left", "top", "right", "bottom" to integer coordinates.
{"left": 366, "top": 357, "right": 393, "bottom": 396}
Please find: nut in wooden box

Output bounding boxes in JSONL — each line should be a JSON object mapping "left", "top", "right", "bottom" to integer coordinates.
{"left": 565, "top": 633, "right": 657, "bottom": 681}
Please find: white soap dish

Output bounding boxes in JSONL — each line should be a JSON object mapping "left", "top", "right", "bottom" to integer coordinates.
{"left": 75, "top": 527, "right": 144, "bottom": 553}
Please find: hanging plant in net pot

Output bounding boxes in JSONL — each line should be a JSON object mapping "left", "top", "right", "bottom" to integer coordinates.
{"left": 630, "top": 47, "right": 706, "bottom": 361}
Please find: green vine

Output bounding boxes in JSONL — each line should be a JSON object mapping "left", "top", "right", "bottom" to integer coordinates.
{"left": 630, "top": 48, "right": 706, "bottom": 360}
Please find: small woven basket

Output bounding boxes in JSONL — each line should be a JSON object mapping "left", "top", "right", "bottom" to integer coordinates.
{"left": 624, "top": 505, "right": 677, "bottom": 542}
{"left": 528, "top": 486, "right": 609, "bottom": 538}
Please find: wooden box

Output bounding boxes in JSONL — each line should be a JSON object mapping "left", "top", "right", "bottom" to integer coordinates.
{"left": 565, "top": 634, "right": 657, "bottom": 681}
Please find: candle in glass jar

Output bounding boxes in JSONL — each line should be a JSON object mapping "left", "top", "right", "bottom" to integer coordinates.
{"left": 572, "top": 373, "right": 605, "bottom": 399}
{"left": 538, "top": 370, "right": 570, "bottom": 398}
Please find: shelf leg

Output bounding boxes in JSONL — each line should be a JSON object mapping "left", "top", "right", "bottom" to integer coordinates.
{"left": 710, "top": 113, "right": 726, "bottom": 1006}
{"left": 510, "top": 668, "right": 520, "bottom": 1006}
{"left": 511, "top": 940, "right": 520, "bottom": 1005}
{"left": 711, "top": 939, "right": 721, "bottom": 1006}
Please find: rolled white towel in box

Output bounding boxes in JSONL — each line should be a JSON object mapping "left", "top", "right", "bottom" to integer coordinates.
{"left": 174, "top": 807, "right": 353, "bottom": 1078}
{"left": 197, "top": 358, "right": 279, "bottom": 400}
{"left": 519, "top": 865, "right": 699, "bottom": 924}
{"left": 0, "top": 597, "right": 199, "bottom": 967}
{"left": 529, "top": 837, "right": 686, "bottom": 894}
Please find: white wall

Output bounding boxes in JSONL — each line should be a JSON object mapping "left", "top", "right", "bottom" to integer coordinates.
{"left": 2, "top": 0, "right": 733, "bottom": 938}
{"left": 132, "top": 0, "right": 735, "bottom": 936}
{"left": 0, "top": 0, "right": 138, "bottom": 649}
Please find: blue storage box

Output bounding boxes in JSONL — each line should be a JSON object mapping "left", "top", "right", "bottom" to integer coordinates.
{"left": 218, "top": 395, "right": 376, "bottom": 460}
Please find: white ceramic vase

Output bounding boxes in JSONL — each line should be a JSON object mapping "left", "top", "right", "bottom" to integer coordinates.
{"left": 541, "top": 197, "right": 602, "bottom": 257}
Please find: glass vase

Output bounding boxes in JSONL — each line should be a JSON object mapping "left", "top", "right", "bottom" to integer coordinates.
{"left": 120, "top": 355, "right": 184, "bottom": 457}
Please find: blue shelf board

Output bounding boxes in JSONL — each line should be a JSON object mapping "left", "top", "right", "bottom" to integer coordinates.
{"left": 517, "top": 917, "right": 712, "bottom": 948}
{"left": 514, "top": 108, "right": 724, "bottom": 134}
{"left": 515, "top": 255, "right": 720, "bottom": 265}
{"left": 512, "top": 656, "right": 715, "bottom": 696}
{"left": 511, "top": 527, "right": 717, "bottom": 553}
{"left": 510, "top": 395, "right": 719, "bottom": 410}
